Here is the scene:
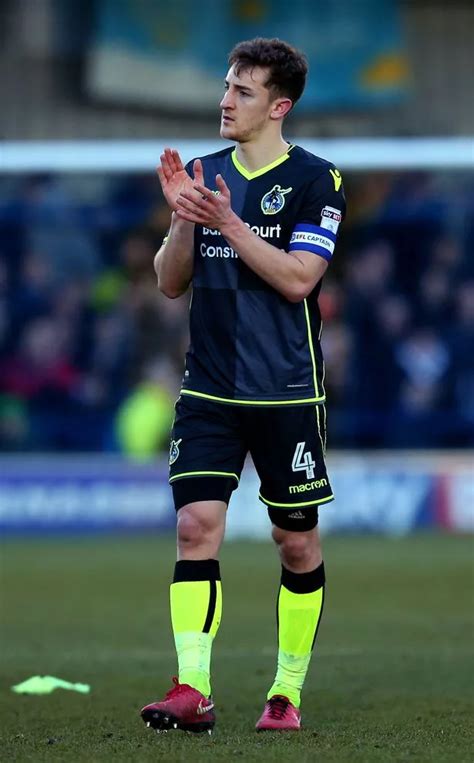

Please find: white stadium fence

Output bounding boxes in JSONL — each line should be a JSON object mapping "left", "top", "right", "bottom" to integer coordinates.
{"left": 2, "top": 137, "right": 474, "bottom": 173}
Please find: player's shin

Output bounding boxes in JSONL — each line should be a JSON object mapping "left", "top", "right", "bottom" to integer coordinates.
{"left": 268, "top": 563, "right": 325, "bottom": 708}
{"left": 170, "top": 559, "right": 222, "bottom": 697}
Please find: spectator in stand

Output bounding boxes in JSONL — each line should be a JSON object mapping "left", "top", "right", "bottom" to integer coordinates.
{"left": 9, "top": 251, "right": 54, "bottom": 338}
{"left": 392, "top": 327, "right": 452, "bottom": 447}
{"left": 0, "top": 394, "right": 29, "bottom": 451}
{"left": 373, "top": 293, "right": 413, "bottom": 444}
{"left": 114, "top": 357, "right": 179, "bottom": 459}
{"left": 0, "top": 256, "right": 10, "bottom": 360}
{"left": 343, "top": 241, "right": 397, "bottom": 445}
{"left": 431, "top": 234, "right": 464, "bottom": 277}
{"left": 94, "top": 226, "right": 190, "bottom": 378}
{"left": 84, "top": 310, "right": 134, "bottom": 412}
{"left": 417, "top": 266, "right": 452, "bottom": 329}
{"left": 22, "top": 175, "right": 99, "bottom": 284}
{"left": 50, "top": 278, "right": 95, "bottom": 371}
{"left": 0, "top": 317, "right": 81, "bottom": 449}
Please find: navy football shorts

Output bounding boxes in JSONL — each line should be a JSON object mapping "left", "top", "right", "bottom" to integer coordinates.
{"left": 168, "top": 395, "right": 333, "bottom": 530}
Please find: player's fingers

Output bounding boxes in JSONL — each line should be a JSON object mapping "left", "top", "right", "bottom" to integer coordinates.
{"left": 160, "top": 153, "right": 172, "bottom": 181}
{"left": 164, "top": 147, "right": 177, "bottom": 174}
{"left": 191, "top": 183, "right": 213, "bottom": 202}
{"left": 180, "top": 189, "right": 207, "bottom": 204}
{"left": 166, "top": 148, "right": 179, "bottom": 174}
{"left": 176, "top": 208, "right": 206, "bottom": 224}
{"left": 193, "top": 158, "right": 204, "bottom": 184}
{"left": 156, "top": 165, "right": 166, "bottom": 187}
{"left": 176, "top": 195, "right": 204, "bottom": 215}
{"left": 165, "top": 148, "right": 178, "bottom": 175}
{"left": 216, "top": 174, "right": 229, "bottom": 195}
{"left": 172, "top": 150, "right": 184, "bottom": 173}
{"left": 175, "top": 202, "right": 208, "bottom": 224}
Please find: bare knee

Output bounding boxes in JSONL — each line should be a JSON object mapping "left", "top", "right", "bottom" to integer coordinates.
{"left": 272, "top": 526, "right": 322, "bottom": 573}
{"left": 177, "top": 510, "right": 204, "bottom": 551}
{"left": 177, "top": 502, "right": 226, "bottom": 559}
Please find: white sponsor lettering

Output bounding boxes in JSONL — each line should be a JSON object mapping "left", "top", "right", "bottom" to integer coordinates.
{"left": 322, "top": 206, "right": 342, "bottom": 221}
{"left": 200, "top": 222, "right": 280, "bottom": 259}
{"left": 244, "top": 222, "right": 281, "bottom": 238}
{"left": 202, "top": 223, "right": 281, "bottom": 239}
{"left": 200, "top": 243, "right": 238, "bottom": 258}
{"left": 321, "top": 206, "right": 341, "bottom": 234}
{"left": 289, "top": 478, "right": 328, "bottom": 494}
{"left": 290, "top": 231, "right": 335, "bottom": 254}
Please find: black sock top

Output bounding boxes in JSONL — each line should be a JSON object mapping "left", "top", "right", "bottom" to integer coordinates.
{"left": 173, "top": 559, "right": 221, "bottom": 583}
{"left": 281, "top": 562, "right": 325, "bottom": 593}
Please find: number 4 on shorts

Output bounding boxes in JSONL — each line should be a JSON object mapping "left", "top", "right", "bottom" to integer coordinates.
{"left": 292, "top": 441, "right": 316, "bottom": 480}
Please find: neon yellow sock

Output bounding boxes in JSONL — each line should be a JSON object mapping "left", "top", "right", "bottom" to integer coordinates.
{"left": 170, "top": 561, "right": 222, "bottom": 697}
{"left": 268, "top": 564, "right": 325, "bottom": 708}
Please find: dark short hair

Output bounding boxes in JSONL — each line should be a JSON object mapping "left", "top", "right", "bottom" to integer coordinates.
{"left": 228, "top": 37, "right": 308, "bottom": 107}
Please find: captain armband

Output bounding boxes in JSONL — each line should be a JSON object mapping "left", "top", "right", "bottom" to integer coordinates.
{"left": 288, "top": 223, "right": 337, "bottom": 262}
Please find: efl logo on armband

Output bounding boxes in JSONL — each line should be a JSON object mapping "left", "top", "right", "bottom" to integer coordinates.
{"left": 289, "top": 224, "right": 336, "bottom": 261}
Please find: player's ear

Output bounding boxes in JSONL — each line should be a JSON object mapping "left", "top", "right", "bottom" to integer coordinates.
{"left": 270, "top": 98, "right": 293, "bottom": 121}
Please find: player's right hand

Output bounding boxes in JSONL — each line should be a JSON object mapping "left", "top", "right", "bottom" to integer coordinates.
{"left": 157, "top": 149, "right": 204, "bottom": 212}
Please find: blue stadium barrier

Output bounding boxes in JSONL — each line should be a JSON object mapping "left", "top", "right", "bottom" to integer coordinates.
{"left": 0, "top": 454, "right": 472, "bottom": 536}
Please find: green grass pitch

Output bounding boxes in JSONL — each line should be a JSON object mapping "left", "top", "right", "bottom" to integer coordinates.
{"left": 1, "top": 533, "right": 473, "bottom": 762}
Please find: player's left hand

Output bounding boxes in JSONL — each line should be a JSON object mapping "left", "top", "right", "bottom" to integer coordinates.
{"left": 175, "top": 174, "right": 236, "bottom": 231}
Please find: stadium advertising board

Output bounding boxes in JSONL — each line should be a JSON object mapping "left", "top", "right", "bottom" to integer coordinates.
{"left": 0, "top": 455, "right": 471, "bottom": 535}
{"left": 0, "top": 457, "right": 173, "bottom": 533}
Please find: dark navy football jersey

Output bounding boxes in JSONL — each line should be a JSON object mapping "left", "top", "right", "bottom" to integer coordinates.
{"left": 178, "top": 144, "right": 346, "bottom": 406}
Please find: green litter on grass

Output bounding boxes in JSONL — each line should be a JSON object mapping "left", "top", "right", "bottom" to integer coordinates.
{"left": 11, "top": 675, "right": 90, "bottom": 695}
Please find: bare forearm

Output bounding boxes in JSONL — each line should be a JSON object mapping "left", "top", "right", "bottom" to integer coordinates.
{"left": 155, "top": 213, "right": 194, "bottom": 298}
{"left": 220, "top": 215, "right": 325, "bottom": 302}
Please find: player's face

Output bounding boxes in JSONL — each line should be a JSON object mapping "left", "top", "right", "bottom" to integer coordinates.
{"left": 219, "top": 65, "right": 279, "bottom": 142}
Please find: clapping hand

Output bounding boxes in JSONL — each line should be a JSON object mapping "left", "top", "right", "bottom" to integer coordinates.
{"left": 157, "top": 149, "right": 205, "bottom": 212}
{"left": 176, "top": 173, "right": 234, "bottom": 232}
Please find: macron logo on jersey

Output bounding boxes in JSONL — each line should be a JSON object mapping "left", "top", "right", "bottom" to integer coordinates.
{"left": 289, "top": 224, "right": 336, "bottom": 261}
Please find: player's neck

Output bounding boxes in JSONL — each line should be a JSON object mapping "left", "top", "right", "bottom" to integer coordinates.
{"left": 235, "top": 135, "right": 290, "bottom": 174}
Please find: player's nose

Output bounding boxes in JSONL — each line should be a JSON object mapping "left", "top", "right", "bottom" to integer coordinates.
{"left": 220, "top": 90, "right": 235, "bottom": 110}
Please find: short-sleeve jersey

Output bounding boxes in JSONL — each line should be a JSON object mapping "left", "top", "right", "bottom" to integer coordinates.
{"left": 179, "top": 144, "right": 346, "bottom": 406}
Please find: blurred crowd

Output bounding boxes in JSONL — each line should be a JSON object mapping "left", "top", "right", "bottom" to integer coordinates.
{"left": 0, "top": 170, "right": 473, "bottom": 455}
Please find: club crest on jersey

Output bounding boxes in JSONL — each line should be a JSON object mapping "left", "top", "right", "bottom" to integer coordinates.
{"left": 169, "top": 438, "right": 182, "bottom": 466}
{"left": 261, "top": 185, "right": 292, "bottom": 215}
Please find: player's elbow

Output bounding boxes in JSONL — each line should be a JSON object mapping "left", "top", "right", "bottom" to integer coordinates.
{"left": 284, "top": 283, "right": 313, "bottom": 303}
{"left": 158, "top": 280, "right": 186, "bottom": 299}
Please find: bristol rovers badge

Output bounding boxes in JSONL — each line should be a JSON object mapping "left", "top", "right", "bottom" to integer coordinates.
{"left": 260, "top": 185, "right": 292, "bottom": 215}
{"left": 169, "top": 438, "right": 182, "bottom": 466}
